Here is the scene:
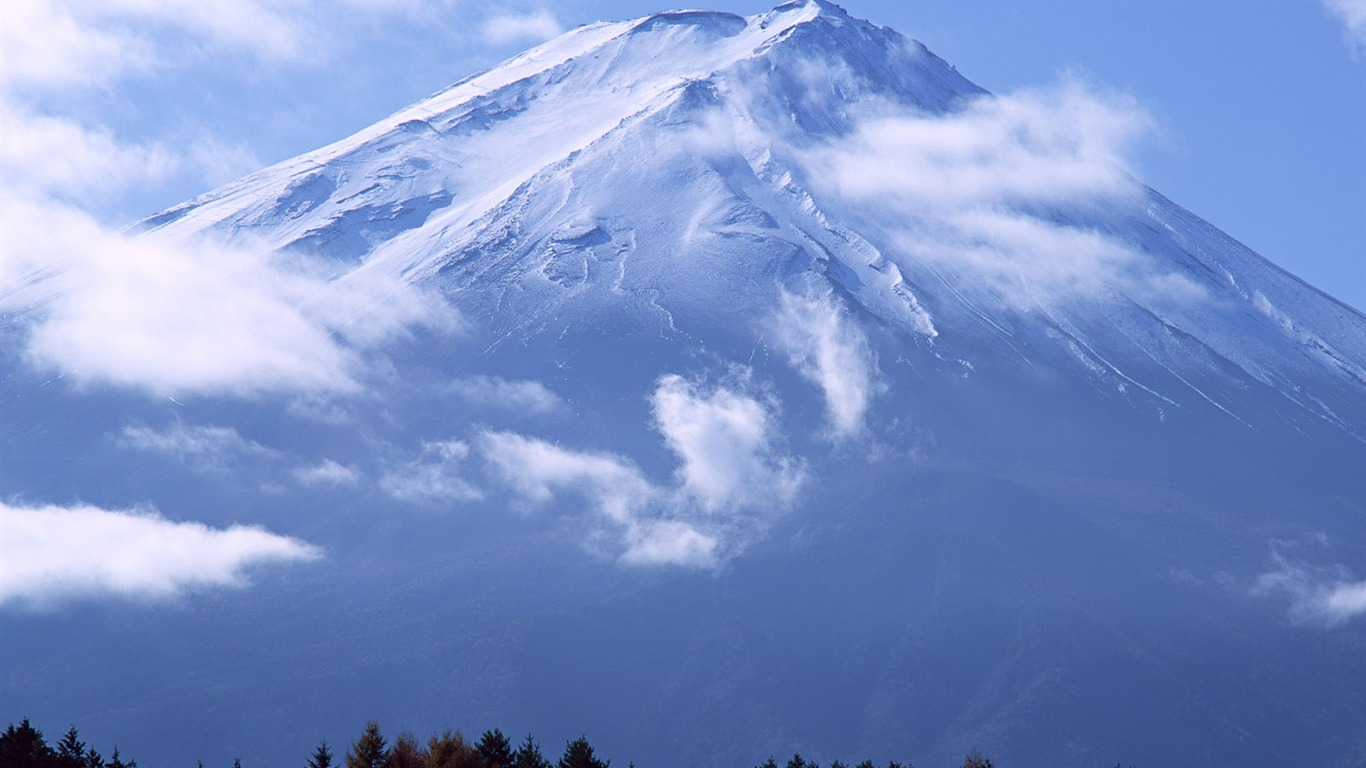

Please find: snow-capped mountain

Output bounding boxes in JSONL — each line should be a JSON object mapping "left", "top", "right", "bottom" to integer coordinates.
{"left": 130, "top": 0, "right": 1365, "bottom": 440}
{"left": 3, "top": 2, "right": 1363, "bottom": 766}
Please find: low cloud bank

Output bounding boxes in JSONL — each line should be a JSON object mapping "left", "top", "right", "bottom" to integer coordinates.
{"left": 1, "top": 195, "right": 453, "bottom": 398}
{"left": 0, "top": 501, "right": 321, "bottom": 609}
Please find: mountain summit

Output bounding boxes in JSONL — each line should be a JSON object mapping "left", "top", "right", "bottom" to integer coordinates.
{"left": 136, "top": 0, "right": 1365, "bottom": 440}
{"left": 4, "top": 3, "right": 1365, "bottom": 767}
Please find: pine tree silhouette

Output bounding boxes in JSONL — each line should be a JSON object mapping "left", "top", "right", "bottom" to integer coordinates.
{"left": 346, "top": 722, "right": 388, "bottom": 768}
{"left": 476, "top": 729, "right": 514, "bottom": 768}
{"left": 307, "top": 740, "right": 335, "bottom": 768}
{"left": 513, "top": 734, "right": 550, "bottom": 768}
{"left": 556, "top": 737, "right": 607, "bottom": 768}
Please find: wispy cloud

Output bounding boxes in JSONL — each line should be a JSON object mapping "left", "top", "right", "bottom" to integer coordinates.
{"left": 801, "top": 80, "right": 1202, "bottom": 311}
{"left": 293, "top": 459, "right": 362, "bottom": 487}
{"left": 0, "top": 501, "right": 321, "bottom": 610}
{"left": 482, "top": 9, "right": 562, "bottom": 46}
{"left": 449, "top": 375, "right": 565, "bottom": 414}
{"left": 771, "top": 289, "right": 881, "bottom": 440}
{"left": 0, "top": 0, "right": 459, "bottom": 403}
{"left": 1, "top": 196, "right": 454, "bottom": 398}
{"left": 620, "top": 519, "right": 720, "bottom": 568}
{"left": 380, "top": 439, "right": 482, "bottom": 504}
{"left": 480, "top": 372, "right": 802, "bottom": 567}
{"left": 0, "top": 0, "right": 150, "bottom": 91}
{"left": 0, "top": 102, "right": 181, "bottom": 206}
{"left": 1253, "top": 541, "right": 1366, "bottom": 627}
{"left": 1322, "top": 0, "right": 1366, "bottom": 50}
{"left": 481, "top": 429, "right": 716, "bottom": 566}
{"left": 118, "top": 422, "right": 275, "bottom": 472}
{"left": 0, "top": 0, "right": 464, "bottom": 92}
{"left": 481, "top": 430, "right": 657, "bottom": 524}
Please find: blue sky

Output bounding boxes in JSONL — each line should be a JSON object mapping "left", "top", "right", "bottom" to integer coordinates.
{"left": 3, "top": 0, "right": 1363, "bottom": 309}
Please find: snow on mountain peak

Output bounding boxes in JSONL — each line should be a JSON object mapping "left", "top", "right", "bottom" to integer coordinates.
{"left": 11, "top": 1, "right": 1366, "bottom": 442}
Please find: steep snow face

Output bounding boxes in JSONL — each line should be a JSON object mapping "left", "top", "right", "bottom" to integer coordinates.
{"left": 131, "top": 2, "right": 977, "bottom": 263}
{"left": 136, "top": 1, "right": 976, "bottom": 256}
{"left": 122, "top": 0, "right": 1365, "bottom": 439}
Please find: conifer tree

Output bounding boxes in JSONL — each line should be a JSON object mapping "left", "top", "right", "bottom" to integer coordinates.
{"left": 55, "top": 728, "right": 86, "bottom": 768}
{"left": 475, "top": 729, "right": 513, "bottom": 768}
{"left": 105, "top": 746, "right": 136, "bottom": 768}
{"left": 512, "top": 735, "right": 550, "bottom": 768}
{"left": 960, "top": 750, "right": 993, "bottom": 768}
{"left": 347, "top": 722, "right": 389, "bottom": 768}
{"left": 387, "top": 731, "right": 425, "bottom": 768}
{"left": 424, "top": 729, "right": 477, "bottom": 768}
{"left": 0, "top": 719, "right": 57, "bottom": 767}
{"left": 556, "top": 737, "right": 607, "bottom": 768}
{"left": 308, "top": 741, "right": 335, "bottom": 768}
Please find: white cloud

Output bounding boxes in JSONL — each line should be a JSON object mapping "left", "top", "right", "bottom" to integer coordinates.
{"left": 482, "top": 429, "right": 718, "bottom": 567}
{"left": 771, "top": 290, "right": 881, "bottom": 440}
{"left": 1254, "top": 544, "right": 1366, "bottom": 626}
{"left": 651, "top": 374, "right": 802, "bottom": 509}
{"left": 619, "top": 519, "right": 718, "bottom": 568}
{"left": 380, "top": 439, "right": 482, "bottom": 503}
{"left": 0, "top": 101, "right": 180, "bottom": 206}
{"left": 0, "top": 194, "right": 454, "bottom": 398}
{"left": 0, "top": 0, "right": 459, "bottom": 91}
{"left": 449, "top": 375, "right": 565, "bottom": 414}
{"left": 95, "top": 0, "right": 316, "bottom": 61}
{"left": 482, "top": 9, "right": 562, "bottom": 46}
{"left": 801, "top": 80, "right": 1203, "bottom": 311}
{"left": 1323, "top": 0, "right": 1366, "bottom": 49}
{"left": 481, "top": 431, "right": 656, "bottom": 524}
{"left": 0, "top": 1, "right": 458, "bottom": 404}
{"left": 0, "top": 501, "right": 321, "bottom": 609}
{"left": 118, "top": 422, "right": 274, "bottom": 471}
{"left": 480, "top": 372, "right": 802, "bottom": 568}
{"left": 0, "top": 0, "right": 149, "bottom": 91}
{"left": 293, "top": 459, "right": 362, "bottom": 487}
{"left": 0, "top": 0, "right": 474, "bottom": 96}
{"left": 1323, "top": 581, "right": 1366, "bottom": 617}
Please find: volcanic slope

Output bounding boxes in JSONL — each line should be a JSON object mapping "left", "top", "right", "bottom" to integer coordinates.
{"left": 3, "top": 2, "right": 1364, "bottom": 767}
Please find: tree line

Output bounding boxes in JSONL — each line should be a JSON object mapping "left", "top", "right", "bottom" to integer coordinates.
{"left": 3, "top": 717, "right": 1049, "bottom": 768}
